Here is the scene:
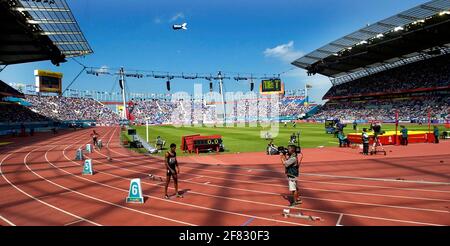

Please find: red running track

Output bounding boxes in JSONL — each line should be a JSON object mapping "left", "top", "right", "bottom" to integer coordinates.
{"left": 0, "top": 126, "right": 449, "bottom": 226}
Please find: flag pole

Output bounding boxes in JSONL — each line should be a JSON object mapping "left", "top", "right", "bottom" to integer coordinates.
{"left": 395, "top": 109, "right": 399, "bottom": 145}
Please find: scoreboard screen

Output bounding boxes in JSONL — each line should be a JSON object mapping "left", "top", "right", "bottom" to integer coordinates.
{"left": 181, "top": 134, "right": 224, "bottom": 154}
{"left": 41, "top": 76, "right": 60, "bottom": 90}
{"left": 193, "top": 138, "right": 222, "bottom": 146}
{"left": 35, "top": 70, "right": 63, "bottom": 94}
{"left": 260, "top": 79, "right": 284, "bottom": 94}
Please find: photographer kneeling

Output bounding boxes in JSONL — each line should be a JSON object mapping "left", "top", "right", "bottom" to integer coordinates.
{"left": 280, "top": 145, "right": 302, "bottom": 207}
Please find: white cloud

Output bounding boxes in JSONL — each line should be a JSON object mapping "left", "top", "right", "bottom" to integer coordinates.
{"left": 169, "top": 12, "right": 185, "bottom": 23}
{"left": 263, "top": 41, "right": 304, "bottom": 63}
{"left": 284, "top": 69, "right": 332, "bottom": 103}
{"left": 264, "top": 42, "right": 331, "bottom": 103}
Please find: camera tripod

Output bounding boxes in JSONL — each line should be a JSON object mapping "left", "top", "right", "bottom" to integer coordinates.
{"left": 370, "top": 136, "right": 386, "bottom": 156}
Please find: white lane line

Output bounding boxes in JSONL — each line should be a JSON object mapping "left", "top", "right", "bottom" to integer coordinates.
{"left": 0, "top": 134, "right": 101, "bottom": 226}
{"left": 106, "top": 146, "right": 450, "bottom": 194}
{"left": 76, "top": 128, "right": 309, "bottom": 226}
{"left": 0, "top": 214, "right": 16, "bottom": 226}
{"left": 115, "top": 172, "right": 447, "bottom": 225}
{"left": 301, "top": 173, "right": 450, "bottom": 186}
{"left": 106, "top": 160, "right": 450, "bottom": 214}
{"left": 92, "top": 137, "right": 446, "bottom": 226}
{"left": 39, "top": 130, "right": 195, "bottom": 226}
{"left": 336, "top": 213, "right": 344, "bottom": 226}
{"left": 64, "top": 219, "right": 83, "bottom": 226}
{"left": 175, "top": 170, "right": 450, "bottom": 203}
{"left": 102, "top": 145, "right": 450, "bottom": 213}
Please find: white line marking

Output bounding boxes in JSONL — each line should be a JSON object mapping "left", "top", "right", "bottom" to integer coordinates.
{"left": 41, "top": 129, "right": 195, "bottom": 226}
{"left": 107, "top": 147, "right": 450, "bottom": 194}
{"left": 75, "top": 128, "right": 308, "bottom": 226}
{"left": 0, "top": 134, "right": 102, "bottom": 226}
{"left": 0, "top": 214, "right": 15, "bottom": 226}
{"left": 336, "top": 213, "right": 344, "bottom": 226}
{"left": 103, "top": 144, "right": 450, "bottom": 213}
{"left": 92, "top": 133, "right": 447, "bottom": 225}
{"left": 301, "top": 173, "right": 450, "bottom": 186}
{"left": 64, "top": 219, "right": 83, "bottom": 226}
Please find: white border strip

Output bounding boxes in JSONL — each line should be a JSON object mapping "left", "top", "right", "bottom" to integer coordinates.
{"left": 0, "top": 214, "right": 15, "bottom": 226}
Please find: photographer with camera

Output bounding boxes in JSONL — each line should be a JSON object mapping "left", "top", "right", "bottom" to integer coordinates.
{"left": 370, "top": 122, "right": 386, "bottom": 155}
{"left": 280, "top": 145, "right": 302, "bottom": 207}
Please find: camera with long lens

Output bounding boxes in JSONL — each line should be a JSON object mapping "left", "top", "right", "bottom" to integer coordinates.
{"left": 372, "top": 124, "right": 385, "bottom": 135}
{"left": 278, "top": 146, "right": 301, "bottom": 155}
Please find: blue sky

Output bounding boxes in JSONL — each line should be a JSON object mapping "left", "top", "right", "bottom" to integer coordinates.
{"left": 0, "top": 0, "right": 426, "bottom": 102}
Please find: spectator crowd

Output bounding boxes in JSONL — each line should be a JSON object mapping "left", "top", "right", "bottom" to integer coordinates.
{"left": 129, "top": 96, "right": 312, "bottom": 124}
{"left": 0, "top": 102, "right": 50, "bottom": 123}
{"left": 312, "top": 97, "right": 449, "bottom": 122}
{"left": 24, "top": 95, "right": 120, "bottom": 125}
{"left": 324, "top": 54, "right": 450, "bottom": 99}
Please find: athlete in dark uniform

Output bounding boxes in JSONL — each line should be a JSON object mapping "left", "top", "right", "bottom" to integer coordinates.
{"left": 164, "top": 143, "right": 182, "bottom": 199}
{"left": 91, "top": 130, "right": 99, "bottom": 148}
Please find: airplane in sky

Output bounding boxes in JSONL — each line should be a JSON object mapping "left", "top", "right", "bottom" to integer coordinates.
{"left": 172, "top": 23, "right": 187, "bottom": 30}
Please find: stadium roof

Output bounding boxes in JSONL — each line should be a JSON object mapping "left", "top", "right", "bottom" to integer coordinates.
{"left": 292, "top": 0, "right": 450, "bottom": 80}
{"left": 0, "top": 0, "right": 92, "bottom": 65}
{"left": 0, "top": 80, "right": 25, "bottom": 98}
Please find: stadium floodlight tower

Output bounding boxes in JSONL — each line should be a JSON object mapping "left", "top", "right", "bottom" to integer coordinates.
{"left": 217, "top": 71, "right": 226, "bottom": 123}
{"left": 119, "top": 67, "right": 127, "bottom": 120}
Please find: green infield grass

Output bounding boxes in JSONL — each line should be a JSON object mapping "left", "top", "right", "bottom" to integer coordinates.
{"left": 128, "top": 123, "right": 445, "bottom": 156}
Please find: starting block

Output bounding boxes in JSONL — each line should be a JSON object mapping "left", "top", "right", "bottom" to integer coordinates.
{"left": 283, "top": 209, "right": 323, "bottom": 222}
{"left": 126, "top": 178, "right": 144, "bottom": 203}
{"left": 75, "top": 148, "right": 84, "bottom": 160}
{"left": 97, "top": 140, "right": 103, "bottom": 149}
{"left": 86, "top": 144, "right": 92, "bottom": 153}
{"left": 82, "top": 159, "right": 93, "bottom": 175}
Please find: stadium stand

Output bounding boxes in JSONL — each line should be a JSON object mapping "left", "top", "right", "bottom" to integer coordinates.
{"left": 312, "top": 97, "right": 449, "bottom": 122}
{"left": 0, "top": 103, "right": 50, "bottom": 122}
{"left": 25, "top": 95, "right": 120, "bottom": 125}
{"left": 2, "top": 81, "right": 119, "bottom": 125}
{"left": 280, "top": 96, "right": 310, "bottom": 118}
{"left": 0, "top": 80, "right": 24, "bottom": 98}
{"left": 312, "top": 54, "right": 450, "bottom": 122}
{"left": 128, "top": 96, "right": 312, "bottom": 124}
{"left": 293, "top": 1, "right": 450, "bottom": 123}
{"left": 323, "top": 55, "right": 450, "bottom": 99}
{"left": 1, "top": 80, "right": 50, "bottom": 123}
{"left": 129, "top": 98, "right": 174, "bottom": 125}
